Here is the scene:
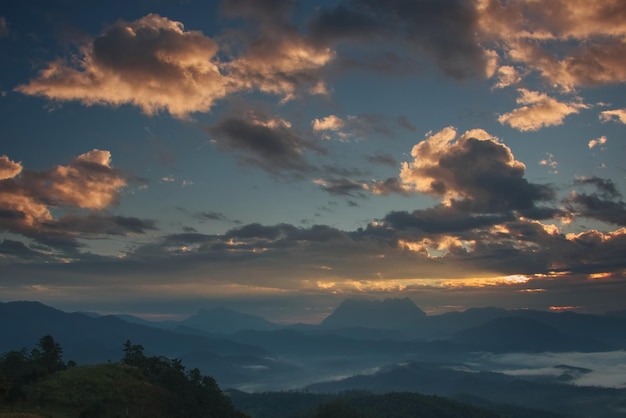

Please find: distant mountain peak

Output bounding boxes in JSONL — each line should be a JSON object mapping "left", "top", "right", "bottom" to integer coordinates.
{"left": 321, "top": 297, "right": 426, "bottom": 330}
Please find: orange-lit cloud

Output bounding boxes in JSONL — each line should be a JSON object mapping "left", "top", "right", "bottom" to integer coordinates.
{"left": 498, "top": 89, "right": 587, "bottom": 131}
{"left": 16, "top": 15, "right": 230, "bottom": 119}
{"left": 0, "top": 150, "right": 136, "bottom": 251}
{"left": 588, "top": 136, "right": 607, "bottom": 149}
{"left": 478, "top": 0, "right": 626, "bottom": 89}
{"left": 16, "top": 13, "right": 334, "bottom": 119}
{"left": 396, "top": 126, "right": 552, "bottom": 213}
{"left": 492, "top": 65, "right": 521, "bottom": 89}
{"left": 0, "top": 155, "right": 22, "bottom": 180}
{"left": 312, "top": 115, "right": 345, "bottom": 133}
{"left": 599, "top": 108, "right": 626, "bottom": 124}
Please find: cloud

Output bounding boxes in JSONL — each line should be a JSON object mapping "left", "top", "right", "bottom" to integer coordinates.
{"left": 16, "top": 12, "right": 333, "bottom": 118}
{"left": 588, "top": 136, "right": 607, "bottom": 149}
{"left": 208, "top": 112, "right": 324, "bottom": 176}
{"left": 312, "top": 115, "right": 345, "bottom": 133}
{"left": 397, "top": 127, "right": 553, "bottom": 213}
{"left": 566, "top": 177, "right": 626, "bottom": 226}
{"left": 498, "top": 89, "right": 587, "bottom": 131}
{"left": 309, "top": 0, "right": 494, "bottom": 79}
{"left": 313, "top": 178, "right": 367, "bottom": 198}
{"left": 220, "top": 0, "right": 333, "bottom": 101}
{"left": 599, "top": 108, "right": 626, "bottom": 124}
{"left": 492, "top": 65, "right": 521, "bottom": 89}
{"left": 0, "top": 150, "right": 146, "bottom": 252}
{"left": 366, "top": 153, "right": 397, "bottom": 167}
{"left": 478, "top": 0, "right": 626, "bottom": 90}
{"left": 0, "top": 155, "right": 22, "bottom": 180}
{"left": 16, "top": 15, "right": 230, "bottom": 119}
{"left": 48, "top": 214, "right": 157, "bottom": 236}
{"left": 539, "top": 153, "right": 558, "bottom": 174}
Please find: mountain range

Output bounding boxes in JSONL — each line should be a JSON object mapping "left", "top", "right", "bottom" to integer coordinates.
{"left": 2, "top": 297, "right": 626, "bottom": 405}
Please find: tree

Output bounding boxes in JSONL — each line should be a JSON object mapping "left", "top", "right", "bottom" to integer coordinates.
{"left": 32, "top": 335, "right": 65, "bottom": 374}
{"left": 122, "top": 340, "right": 146, "bottom": 368}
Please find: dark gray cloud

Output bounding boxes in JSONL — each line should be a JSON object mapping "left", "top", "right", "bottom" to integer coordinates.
{"left": 384, "top": 206, "right": 514, "bottom": 234}
{"left": 196, "top": 211, "right": 227, "bottom": 221}
{"left": 0, "top": 239, "right": 49, "bottom": 261}
{"left": 567, "top": 177, "right": 626, "bottom": 226}
{"left": 47, "top": 214, "right": 157, "bottom": 235}
{"left": 314, "top": 178, "right": 367, "bottom": 198}
{"left": 208, "top": 114, "right": 325, "bottom": 176}
{"left": 367, "top": 153, "right": 398, "bottom": 167}
{"left": 308, "top": 0, "right": 491, "bottom": 79}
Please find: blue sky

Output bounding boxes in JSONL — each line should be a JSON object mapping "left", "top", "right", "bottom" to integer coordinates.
{"left": 1, "top": 0, "right": 625, "bottom": 322}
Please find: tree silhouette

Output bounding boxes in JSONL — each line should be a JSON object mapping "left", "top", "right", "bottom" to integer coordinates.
{"left": 32, "top": 335, "right": 65, "bottom": 374}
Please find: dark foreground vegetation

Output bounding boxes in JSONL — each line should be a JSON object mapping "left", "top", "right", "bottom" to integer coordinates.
{"left": 0, "top": 336, "right": 247, "bottom": 417}
{"left": 0, "top": 336, "right": 510, "bottom": 418}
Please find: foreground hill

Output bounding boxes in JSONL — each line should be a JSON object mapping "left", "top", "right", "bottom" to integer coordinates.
{"left": 9, "top": 363, "right": 246, "bottom": 418}
{"left": 0, "top": 337, "right": 249, "bottom": 418}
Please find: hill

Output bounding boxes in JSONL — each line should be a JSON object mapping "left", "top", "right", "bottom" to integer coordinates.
{"left": 306, "top": 361, "right": 626, "bottom": 418}
{"left": 229, "top": 390, "right": 502, "bottom": 418}
{"left": 181, "top": 307, "right": 277, "bottom": 334}
{"left": 0, "top": 301, "right": 266, "bottom": 363}
{"left": 451, "top": 316, "right": 606, "bottom": 352}
{"left": 321, "top": 298, "right": 426, "bottom": 330}
{"left": 0, "top": 337, "right": 248, "bottom": 418}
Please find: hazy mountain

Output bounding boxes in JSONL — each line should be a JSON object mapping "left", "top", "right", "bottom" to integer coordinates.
{"left": 0, "top": 301, "right": 267, "bottom": 365}
{"left": 307, "top": 362, "right": 626, "bottom": 418}
{"left": 181, "top": 307, "right": 278, "bottom": 335}
{"left": 451, "top": 316, "right": 608, "bottom": 352}
{"left": 321, "top": 298, "right": 426, "bottom": 330}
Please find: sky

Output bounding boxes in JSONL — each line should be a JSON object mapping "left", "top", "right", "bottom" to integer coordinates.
{"left": 1, "top": 0, "right": 625, "bottom": 323}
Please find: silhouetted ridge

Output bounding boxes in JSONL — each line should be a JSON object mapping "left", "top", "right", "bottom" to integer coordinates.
{"left": 181, "top": 306, "right": 277, "bottom": 334}
{"left": 321, "top": 298, "right": 426, "bottom": 330}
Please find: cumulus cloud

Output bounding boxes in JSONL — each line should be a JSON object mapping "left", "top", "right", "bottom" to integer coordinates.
{"left": 16, "top": 11, "right": 334, "bottom": 118}
{"left": 599, "top": 108, "right": 626, "bottom": 124}
{"left": 588, "top": 136, "right": 607, "bottom": 149}
{"left": 0, "top": 150, "right": 150, "bottom": 252}
{"left": 397, "top": 126, "right": 553, "bottom": 212}
{"left": 498, "top": 89, "right": 587, "bottom": 131}
{"left": 16, "top": 15, "right": 230, "bottom": 119}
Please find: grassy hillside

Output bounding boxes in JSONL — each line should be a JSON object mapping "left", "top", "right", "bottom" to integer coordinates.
{"left": 4, "top": 363, "right": 169, "bottom": 418}
{"left": 0, "top": 336, "right": 249, "bottom": 418}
